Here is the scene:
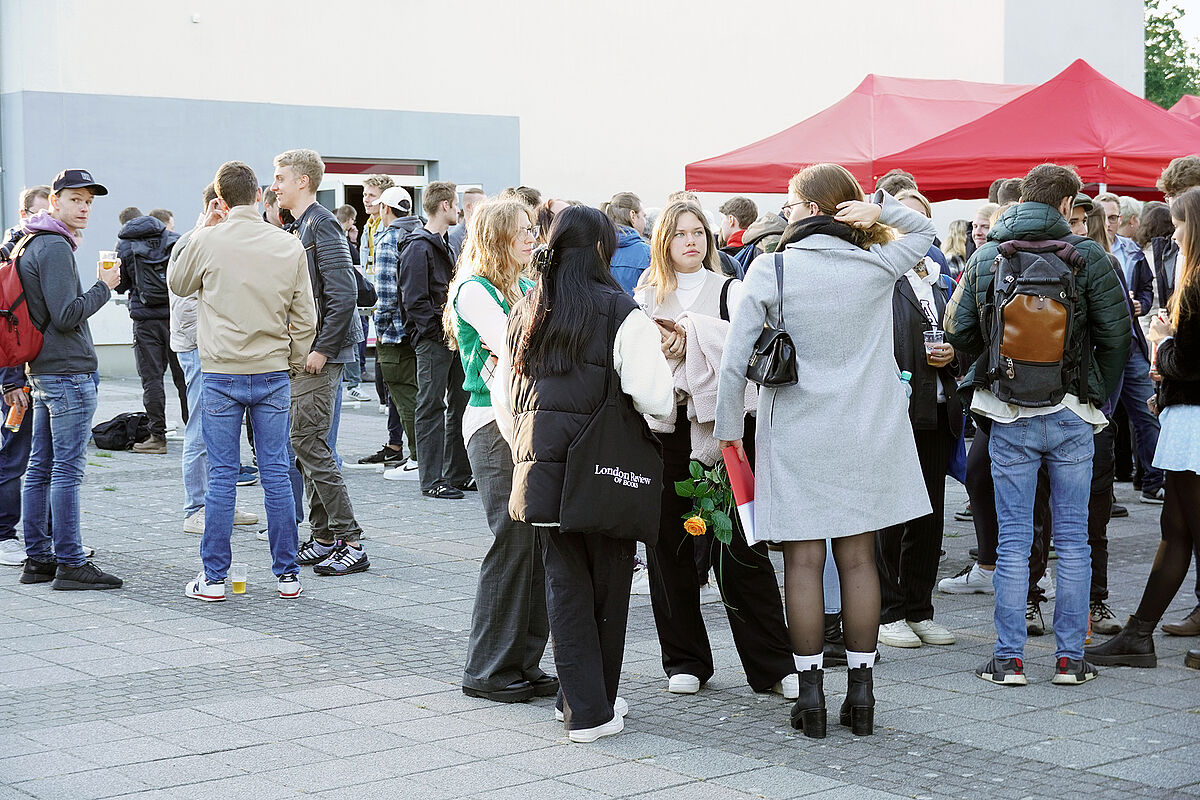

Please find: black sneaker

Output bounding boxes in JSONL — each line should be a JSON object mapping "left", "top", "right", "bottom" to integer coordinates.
{"left": 353, "top": 446, "right": 404, "bottom": 468}
{"left": 453, "top": 478, "right": 478, "bottom": 492}
{"left": 423, "top": 484, "right": 465, "bottom": 500}
{"left": 1110, "top": 504, "right": 1129, "bottom": 519}
{"left": 297, "top": 539, "right": 340, "bottom": 566}
{"left": 52, "top": 562, "right": 123, "bottom": 591}
{"left": 236, "top": 465, "right": 259, "bottom": 486}
{"left": 975, "top": 656, "right": 1028, "bottom": 686}
{"left": 1052, "top": 656, "right": 1098, "bottom": 685}
{"left": 1027, "top": 599, "right": 1048, "bottom": 636}
{"left": 19, "top": 557, "right": 57, "bottom": 584}
{"left": 313, "top": 544, "right": 370, "bottom": 576}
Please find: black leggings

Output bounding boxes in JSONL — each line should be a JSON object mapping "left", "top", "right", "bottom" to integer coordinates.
{"left": 1134, "top": 470, "right": 1200, "bottom": 622}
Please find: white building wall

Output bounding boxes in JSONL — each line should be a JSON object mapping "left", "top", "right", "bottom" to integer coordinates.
{"left": 1, "top": 0, "right": 1143, "bottom": 207}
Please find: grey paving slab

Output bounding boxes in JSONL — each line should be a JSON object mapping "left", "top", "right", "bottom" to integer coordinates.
{"left": 0, "top": 378, "right": 1194, "bottom": 800}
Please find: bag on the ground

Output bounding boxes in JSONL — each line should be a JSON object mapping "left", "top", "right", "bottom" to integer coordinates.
{"left": 91, "top": 412, "right": 152, "bottom": 450}
{"left": 982, "top": 239, "right": 1084, "bottom": 407}
{"left": 559, "top": 294, "right": 663, "bottom": 540}
{"left": 132, "top": 250, "right": 171, "bottom": 308}
{"left": 0, "top": 233, "right": 47, "bottom": 368}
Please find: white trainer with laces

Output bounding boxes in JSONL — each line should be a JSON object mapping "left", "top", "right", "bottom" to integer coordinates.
{"left": 878, "top": 620, "right": 922, "bottom": 648}
{"left": 277, "top": 573, "right": 303, "bottom": 599}
{"left": 0, "top": 538, "right": 26, "bottom": 566}
{"left": 184, "top": 572, "right": 226, "bottom": 602}
{"left": 938, "top": 563, "right": 995, "bottom": 594}
{"left": 771, "top": 673, "right": 800, "bottom": 700}
{"left": 907, "top": 619, "right": 957, "bottom": 645}
{"left": 668, "top": 673, "right": 701, "bottom": 694}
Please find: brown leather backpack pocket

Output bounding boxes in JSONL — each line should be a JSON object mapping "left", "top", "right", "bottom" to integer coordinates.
{"left": 999, "top": 295, "right": 1067, "bottom": 363}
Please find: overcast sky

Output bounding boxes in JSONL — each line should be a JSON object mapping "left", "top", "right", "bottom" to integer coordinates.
{"left": 1176, "top": 1, "right": 1199, "bottom": 50}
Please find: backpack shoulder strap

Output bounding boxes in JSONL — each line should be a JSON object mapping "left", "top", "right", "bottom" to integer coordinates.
{"left": 719, "top": 277, "right": 733, "bottom": 322}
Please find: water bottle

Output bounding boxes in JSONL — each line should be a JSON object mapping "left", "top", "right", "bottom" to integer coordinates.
{"left": 900, "top": 370, "right": 913, "bottom": 399}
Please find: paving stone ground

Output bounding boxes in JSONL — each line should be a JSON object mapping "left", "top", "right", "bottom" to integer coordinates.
{"left": 0, "top": 377, "right": 1197, "bottom": 799}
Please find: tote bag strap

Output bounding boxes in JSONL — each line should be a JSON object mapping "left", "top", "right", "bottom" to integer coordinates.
{"left": 774, "top": 252, "right": 786, "bottom": 331}
{"left": 601, "top": 292, "right": 621, "bottom": 401}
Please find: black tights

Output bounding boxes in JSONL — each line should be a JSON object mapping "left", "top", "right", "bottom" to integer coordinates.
{"left": 1134, "top": 470, "right": 1200, "bottom": 623}
{"left": 783, "top": 532, "right": 879, "bottom": 656}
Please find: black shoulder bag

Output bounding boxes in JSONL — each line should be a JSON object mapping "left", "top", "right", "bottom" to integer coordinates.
{"left": 746, "top": 253, "right": 798, "bottom": 387}
{"left": 559, "top": 295, "right": 664, "bottom": 542}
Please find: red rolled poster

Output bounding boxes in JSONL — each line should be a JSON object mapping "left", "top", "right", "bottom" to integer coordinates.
{"left": 721, "top": 446, "right": 757, "bottom": 544}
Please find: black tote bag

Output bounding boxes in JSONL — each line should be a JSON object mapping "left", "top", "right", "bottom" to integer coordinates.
{"left": 559, "top": 295, "right": 664, "bottom": 542}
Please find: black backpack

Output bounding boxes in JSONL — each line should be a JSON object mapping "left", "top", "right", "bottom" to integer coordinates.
{"left": 91, "top": 412, "right": 152, "bottom": 450}
{"left": 981, "top": 239, "right": 1086, "bottom": 407}
{"left": 132, "top": 247, "right": 171, "bottom": 307}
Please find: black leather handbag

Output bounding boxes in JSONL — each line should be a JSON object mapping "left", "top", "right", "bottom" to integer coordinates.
{"left": 559, "top": 294, "right": 664, "bottom": 542}
{"left": 746, "top": 253, "right": 798, "bottom": 387}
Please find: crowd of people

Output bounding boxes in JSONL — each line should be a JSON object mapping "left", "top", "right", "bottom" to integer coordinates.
{"left": 0, "top": 150, "right": 1197, "bottom": 744}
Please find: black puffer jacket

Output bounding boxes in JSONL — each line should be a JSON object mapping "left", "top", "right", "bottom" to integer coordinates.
{"left": 115, "top": 216, "right": 179, "bottom": 321}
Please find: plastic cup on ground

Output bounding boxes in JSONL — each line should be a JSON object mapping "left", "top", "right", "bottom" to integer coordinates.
{"left": 230, "top": 563, "right": 247, "bottom": 594}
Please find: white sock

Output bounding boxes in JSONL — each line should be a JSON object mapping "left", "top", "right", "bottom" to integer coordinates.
{"left": 846, "top": 649, "right": 876, "bottom": 669}
{"left": 794, "top": 653, "right": 823, "bottom": 672}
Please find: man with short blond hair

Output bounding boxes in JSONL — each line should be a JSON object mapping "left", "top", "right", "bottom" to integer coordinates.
{"left": 271, "top": 148, "right": 370, "bottom": 575}
{"left": 400, "top": 181, "right": 472, "bottom": 498}
{"left": 171, "top": 161, "right": 316, "bottom": 602}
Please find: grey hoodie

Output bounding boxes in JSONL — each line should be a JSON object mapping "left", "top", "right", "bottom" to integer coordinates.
{"left": 15, "top": 211, "right": 110, "bottom": 376}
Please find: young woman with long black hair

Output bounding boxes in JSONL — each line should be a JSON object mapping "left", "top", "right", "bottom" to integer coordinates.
{"left": 494, "top": 205, "right": 673, "bottom": 742}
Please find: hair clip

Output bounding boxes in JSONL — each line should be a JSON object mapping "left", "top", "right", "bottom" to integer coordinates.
{"left": 532, "top": 246, "right": 555, "bottom": 272}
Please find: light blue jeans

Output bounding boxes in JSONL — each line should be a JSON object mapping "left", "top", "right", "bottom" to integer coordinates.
{"left": 989, "top": 409, "right": 1094, "bottom": 661}
{"left": 178, "top": 349, "right": 207, "bottom": 519}
{"left": 23, "top": 373, "right": 98, "bottom": 566}
{"left": 201, "top": 372, "right": 298, "bottom": 580}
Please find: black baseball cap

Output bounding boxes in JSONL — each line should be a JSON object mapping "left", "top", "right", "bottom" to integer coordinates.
{"left": 52, "top": 169, "right": 108, "bottom": 196}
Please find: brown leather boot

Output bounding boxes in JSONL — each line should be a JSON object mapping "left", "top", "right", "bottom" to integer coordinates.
{"left": 1162, "top": 604, "right": 1200, "bottom": 636}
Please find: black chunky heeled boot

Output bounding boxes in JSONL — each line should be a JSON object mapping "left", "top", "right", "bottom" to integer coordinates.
{"left": 1085, "top": 615, "right": 1157, "bottom": 668}
{"left": 789, "top": 665, "right": 826, "bottom": 739}
{"left": 839, "top": 665, "right": 874, "bottom": 736}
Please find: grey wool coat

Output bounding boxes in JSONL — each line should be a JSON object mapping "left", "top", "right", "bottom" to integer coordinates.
{"left": 714, "top": 193, "right": 936, "bottom": 541}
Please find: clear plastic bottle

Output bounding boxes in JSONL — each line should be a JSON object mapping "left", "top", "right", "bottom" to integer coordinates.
{"left": 899, "top": 370, "right": 913, "bottom": 399}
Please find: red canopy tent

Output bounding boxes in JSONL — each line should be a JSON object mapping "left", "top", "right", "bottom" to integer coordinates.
{"left": 875, "top": 60, "right": 1200, "bottom": 201}
{"left": 684, "top": 74, "right": 1032, "bottom": 193}
{"left": 1169, "top": 94, "right": 1200, "bottom": 124}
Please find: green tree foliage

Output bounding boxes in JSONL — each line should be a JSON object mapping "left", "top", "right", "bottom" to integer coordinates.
{"left": 1145, "top": 0, "right": 1200, "bottom": 108}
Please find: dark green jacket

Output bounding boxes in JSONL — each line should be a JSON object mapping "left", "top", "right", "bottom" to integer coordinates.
{"left": 943, "top": 202, "right": 1130, "bottom": 408}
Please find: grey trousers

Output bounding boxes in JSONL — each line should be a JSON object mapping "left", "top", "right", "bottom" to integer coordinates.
{"left": 413, "top": 337, "right": 472, "bottom": 492}
{"left": 462, "top": 422, "right": 550, "bottom": 691}
{"left": 290, "top": 364, "right": 363, "bottom": 542}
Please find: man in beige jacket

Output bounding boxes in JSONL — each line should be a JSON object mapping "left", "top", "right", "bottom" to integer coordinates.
{"left": 169, "top": 161, "right": 316, "bottom": 603}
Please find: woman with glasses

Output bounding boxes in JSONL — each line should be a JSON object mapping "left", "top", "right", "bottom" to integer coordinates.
{"left": 715, "top": 163, "right": 936, "bottom": 738}
{"left": 447, "top": 200, "right": 553, "bottom": 705}
{"left": 634, "top": 200, "right": 796, "bottom": 701}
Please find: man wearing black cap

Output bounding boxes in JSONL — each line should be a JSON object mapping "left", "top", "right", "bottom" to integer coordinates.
{"left": 12, "top": 169, "right": 123, "bottom": 590}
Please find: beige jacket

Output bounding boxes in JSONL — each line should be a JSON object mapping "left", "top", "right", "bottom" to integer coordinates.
{"left": 168, "top": 205, "right": 316, "bottom": 374}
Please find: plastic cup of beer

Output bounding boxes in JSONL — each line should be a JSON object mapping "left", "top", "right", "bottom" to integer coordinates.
{"left": 230, "top": 563, "right": 247, "bottom": 595}
{"left": 99, "top": 250, "right": 118, "bottom": 272}
{"left": 924, "top": 329, "right": 944, "bottom": 364}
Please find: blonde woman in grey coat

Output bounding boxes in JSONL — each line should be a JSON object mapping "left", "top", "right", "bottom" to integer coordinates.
{"left": 715, "top": 163, "right": 935, "bottom": 739}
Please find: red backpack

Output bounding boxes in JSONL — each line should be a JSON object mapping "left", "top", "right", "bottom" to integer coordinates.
{"left": 0, "top": 232, "right": 48, "bottom": 368}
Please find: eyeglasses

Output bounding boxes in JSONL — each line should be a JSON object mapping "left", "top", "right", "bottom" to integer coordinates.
{"left": 782, "top": 199, "right": 816, "bottom": 215}
{"left": 519, "top": 225, "right": 541, "bottom": 239}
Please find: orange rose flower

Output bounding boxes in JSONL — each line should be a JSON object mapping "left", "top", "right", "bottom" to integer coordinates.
{"left": 684, "top": 516, "right": 707, "bottom": 536}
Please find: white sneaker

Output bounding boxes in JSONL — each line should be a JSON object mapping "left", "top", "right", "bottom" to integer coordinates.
{"left": 1037, "top": 570, "right": 1055, "bottom": 600}
{"left": 699, "top": 582, "right": 722, "bottom": 605}
{"left": 907, "top": 619, "right": 957, "bottom": 645}
{"left": 878, "top": 620, "right": 922, "bottom": 648}
{"left": 629, "top": 566, "right": 651, "bottom": 595}
{"left": 186, "top": 508, "right": 259, "bottom": 533}
{"left": 383, "top": 464, "right": 420, "bottom": 481}
{"left": 233, "top": 509, "right": 259, "bottom": 526}
{"left": 277, "top": 573, "right": 303, "bottom": 599}
{"left": 557, "top": 696, "right": 627, "bottom": 722}
{"left": 184, "top": 572, "right": 226, "bottom": 602}
{"left": 0, "top": 538, "right": 26, "bottom": 566}
{"left": 771, "top": 673, "right": 800, "bottom": 700}
{"left": 256, "top": 529, "right": 269, "bottom": 541}
{"left": 938, "top": 563, "right": 995, "bottom": 594}
{"left": 668, "top": 674, "right": 701, "bottom": 694}
{"left": 568, "top": 713, "right": 624, "bottom": 743}
{"left": 345, "top": 387, "right": 371, "bottom": 402}
{"left": 378, "top": 404, "right": 388, "bottom": 415}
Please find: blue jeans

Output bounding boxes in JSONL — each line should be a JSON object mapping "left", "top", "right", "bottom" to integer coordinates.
{"left": 0, "top": 385, "right": 34, "bottom": 542}
{"left": 22, "top": 373, "right": 98, "bottom": 566}
{"left": 201, "top": 372, "right": 298, "bottom": 580}
{"left": 179, "top": 349, "right": 207, "bottom": 519}
{"left": 989, "top": 409, "right": 1094, "bottom": 661}
{"left": 1114, "top": 349, "right": 1164, "bottom": 494}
